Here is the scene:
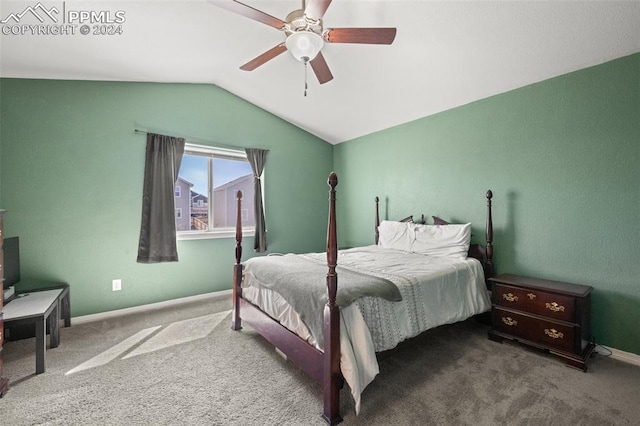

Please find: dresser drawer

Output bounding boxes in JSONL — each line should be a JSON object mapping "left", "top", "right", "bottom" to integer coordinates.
{"left": 493, "top": 283, "right": 576, "bottom": 322}
{"left": 493, "top": 308, "right": 576, "bottom": 353}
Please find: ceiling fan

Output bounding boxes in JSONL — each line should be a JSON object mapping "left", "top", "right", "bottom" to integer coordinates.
{"left": 208, "top": 0, "right": 397, "bottom": 85}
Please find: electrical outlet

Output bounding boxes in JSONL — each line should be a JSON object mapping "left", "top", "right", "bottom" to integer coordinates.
{"left": 112, "top": 279, "right": 122, "bottom": 291}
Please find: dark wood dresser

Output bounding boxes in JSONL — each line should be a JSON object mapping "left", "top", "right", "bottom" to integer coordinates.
{"left": 0, "top": 209, "right": 9, "bottom": 395}
{"left": 488, "top": 273, "right": 595, "bottom": 371}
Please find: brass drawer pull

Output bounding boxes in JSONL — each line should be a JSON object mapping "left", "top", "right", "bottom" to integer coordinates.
{"left": 545, "top": 302, "right": 565, "bottom": 312}
{"left": 544, "top": 328, "right": 564, "bottom": 339}
{"left": 527, "top": 293, "right": 536, "bottom": 300}
{"left": 503, "top": 293, "right": 518, "bottom": 302}
{"left": 502, "top": 317, "right": 518, "bottom": 326}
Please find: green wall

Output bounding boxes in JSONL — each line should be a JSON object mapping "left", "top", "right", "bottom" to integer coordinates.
{"left": 334, "top": 53, "right": 640, "bottom": 355}
{"left": 0, "top": 79, "right": 333, "bottom": 316}
{"left": 1, "top": 54, "right": 638, "bottom": 356}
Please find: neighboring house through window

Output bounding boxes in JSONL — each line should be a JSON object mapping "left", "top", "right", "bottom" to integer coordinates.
{"left": 174, "top": 177, "right": 193, "bottom": 231}
{"left": 176, "top": 143, "right": 259, "bottom": 239}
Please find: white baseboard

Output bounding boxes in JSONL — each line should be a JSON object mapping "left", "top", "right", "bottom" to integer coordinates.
{"left": 597, "top": 345, "right": 640, "bottom": 367}
{"left": 72, "top": 289, "right": 232, "bottom": 326}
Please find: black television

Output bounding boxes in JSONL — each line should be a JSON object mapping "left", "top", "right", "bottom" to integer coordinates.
{"left": 3, "top": 236, "right": 20, "bottom": 289}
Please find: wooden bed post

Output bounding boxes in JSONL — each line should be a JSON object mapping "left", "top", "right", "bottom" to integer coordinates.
{"left": 485, "top": 190, "right": 494, "bottom": 277}
{"left": 232, "top": 190, "right": 243, "bottom": 331}
{"left": 323, "top": 172, "right": 342, "bottom": 425}
{"left": 374, "top": 196, "right": 380, "bottom": 245}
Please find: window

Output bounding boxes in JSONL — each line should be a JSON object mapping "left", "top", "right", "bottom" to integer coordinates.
{"left": 174, "top": 186, "right": 181, "bottom": 197}
{"left": 176, "top": 208, "right": 182, "bottom": 219}
{"left": 176, "top": 143, "right": 259, "bottom": 239}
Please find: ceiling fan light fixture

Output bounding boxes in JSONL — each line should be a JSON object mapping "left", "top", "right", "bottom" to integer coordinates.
{"left": 286, "top": 31, "right": 323, "bottom": 63}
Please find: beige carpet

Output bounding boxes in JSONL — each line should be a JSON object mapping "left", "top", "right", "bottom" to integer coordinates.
{"left": 2, "top": 295, "right": 639, "bottom": 425}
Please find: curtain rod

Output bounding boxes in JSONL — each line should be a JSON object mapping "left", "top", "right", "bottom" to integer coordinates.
{"left": 134, "top": 129, "right": 244, "bottom": 152}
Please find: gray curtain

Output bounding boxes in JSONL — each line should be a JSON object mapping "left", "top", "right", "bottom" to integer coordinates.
{"left": 137, "top": 133, "right": 185, "bottom": 263}
{"left": 245, "top": 148, "right": 269, "bottom": 252}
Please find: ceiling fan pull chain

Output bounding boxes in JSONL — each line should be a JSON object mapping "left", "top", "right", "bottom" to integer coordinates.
{"left": 304, "top": 58, "right": 309, "bottom": 97}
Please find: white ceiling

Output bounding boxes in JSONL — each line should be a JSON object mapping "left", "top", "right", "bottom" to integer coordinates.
{"left": 1, "top": 1, "right": 639, "bottom": 144}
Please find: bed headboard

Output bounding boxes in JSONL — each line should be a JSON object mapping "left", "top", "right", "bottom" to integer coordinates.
{"left": 374, "top": 190, "right": 494, "bottom": 280}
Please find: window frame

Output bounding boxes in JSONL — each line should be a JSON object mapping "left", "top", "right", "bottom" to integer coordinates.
{"left": 176, "top": 143, "right": 261, "bottom": 241}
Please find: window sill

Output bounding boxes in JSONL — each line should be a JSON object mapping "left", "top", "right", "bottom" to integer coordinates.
{"left": 177, "top": 228, "right": 255, "bottom": 241}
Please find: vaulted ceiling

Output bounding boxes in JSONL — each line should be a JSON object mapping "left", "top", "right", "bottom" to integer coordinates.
{"left": 1, "top": 1, "right": 639, "bottom": 144}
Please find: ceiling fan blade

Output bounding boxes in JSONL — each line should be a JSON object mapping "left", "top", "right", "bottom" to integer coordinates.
{"left": 208, "top": 0, "right": 286, "bottom": 30}
{"left": 240, "top": 43, "right": 287, "bottom": 71}
{"left": 304, "top": 0, "right": 333, "bottom": 21}
{"left": 324, "top": 28, "right": 397, "bottom": 44}
{"left": 310, "top": 52, "right": 333, "bottom": 84}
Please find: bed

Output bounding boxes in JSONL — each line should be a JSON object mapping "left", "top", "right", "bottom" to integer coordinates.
{"left": 231, "top": 172, "right": 494, "bottom": 424}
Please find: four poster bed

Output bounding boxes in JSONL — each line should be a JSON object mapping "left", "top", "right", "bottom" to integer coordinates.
{"left": 231, "top": 172, "right": 494, "bottom": 424}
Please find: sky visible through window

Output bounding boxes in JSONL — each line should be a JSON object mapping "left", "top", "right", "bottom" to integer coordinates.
{"left": 179, "top": 155, "right": 253, "bottom": 196}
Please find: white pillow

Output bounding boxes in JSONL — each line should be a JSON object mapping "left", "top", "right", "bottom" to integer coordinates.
{"left": 411, "top": 223, "right": 472, "bottom": 259}
{"left": 378, "top": 220, "right": 414, "bottom": 252}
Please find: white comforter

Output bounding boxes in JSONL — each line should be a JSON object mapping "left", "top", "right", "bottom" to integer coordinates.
{"left": 242, "top": 245, "right": 491, "bottom": 413}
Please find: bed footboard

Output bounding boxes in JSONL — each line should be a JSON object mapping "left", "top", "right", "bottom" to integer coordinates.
{"left": 232, "top": 173, "right": 343, "bottom": 425}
